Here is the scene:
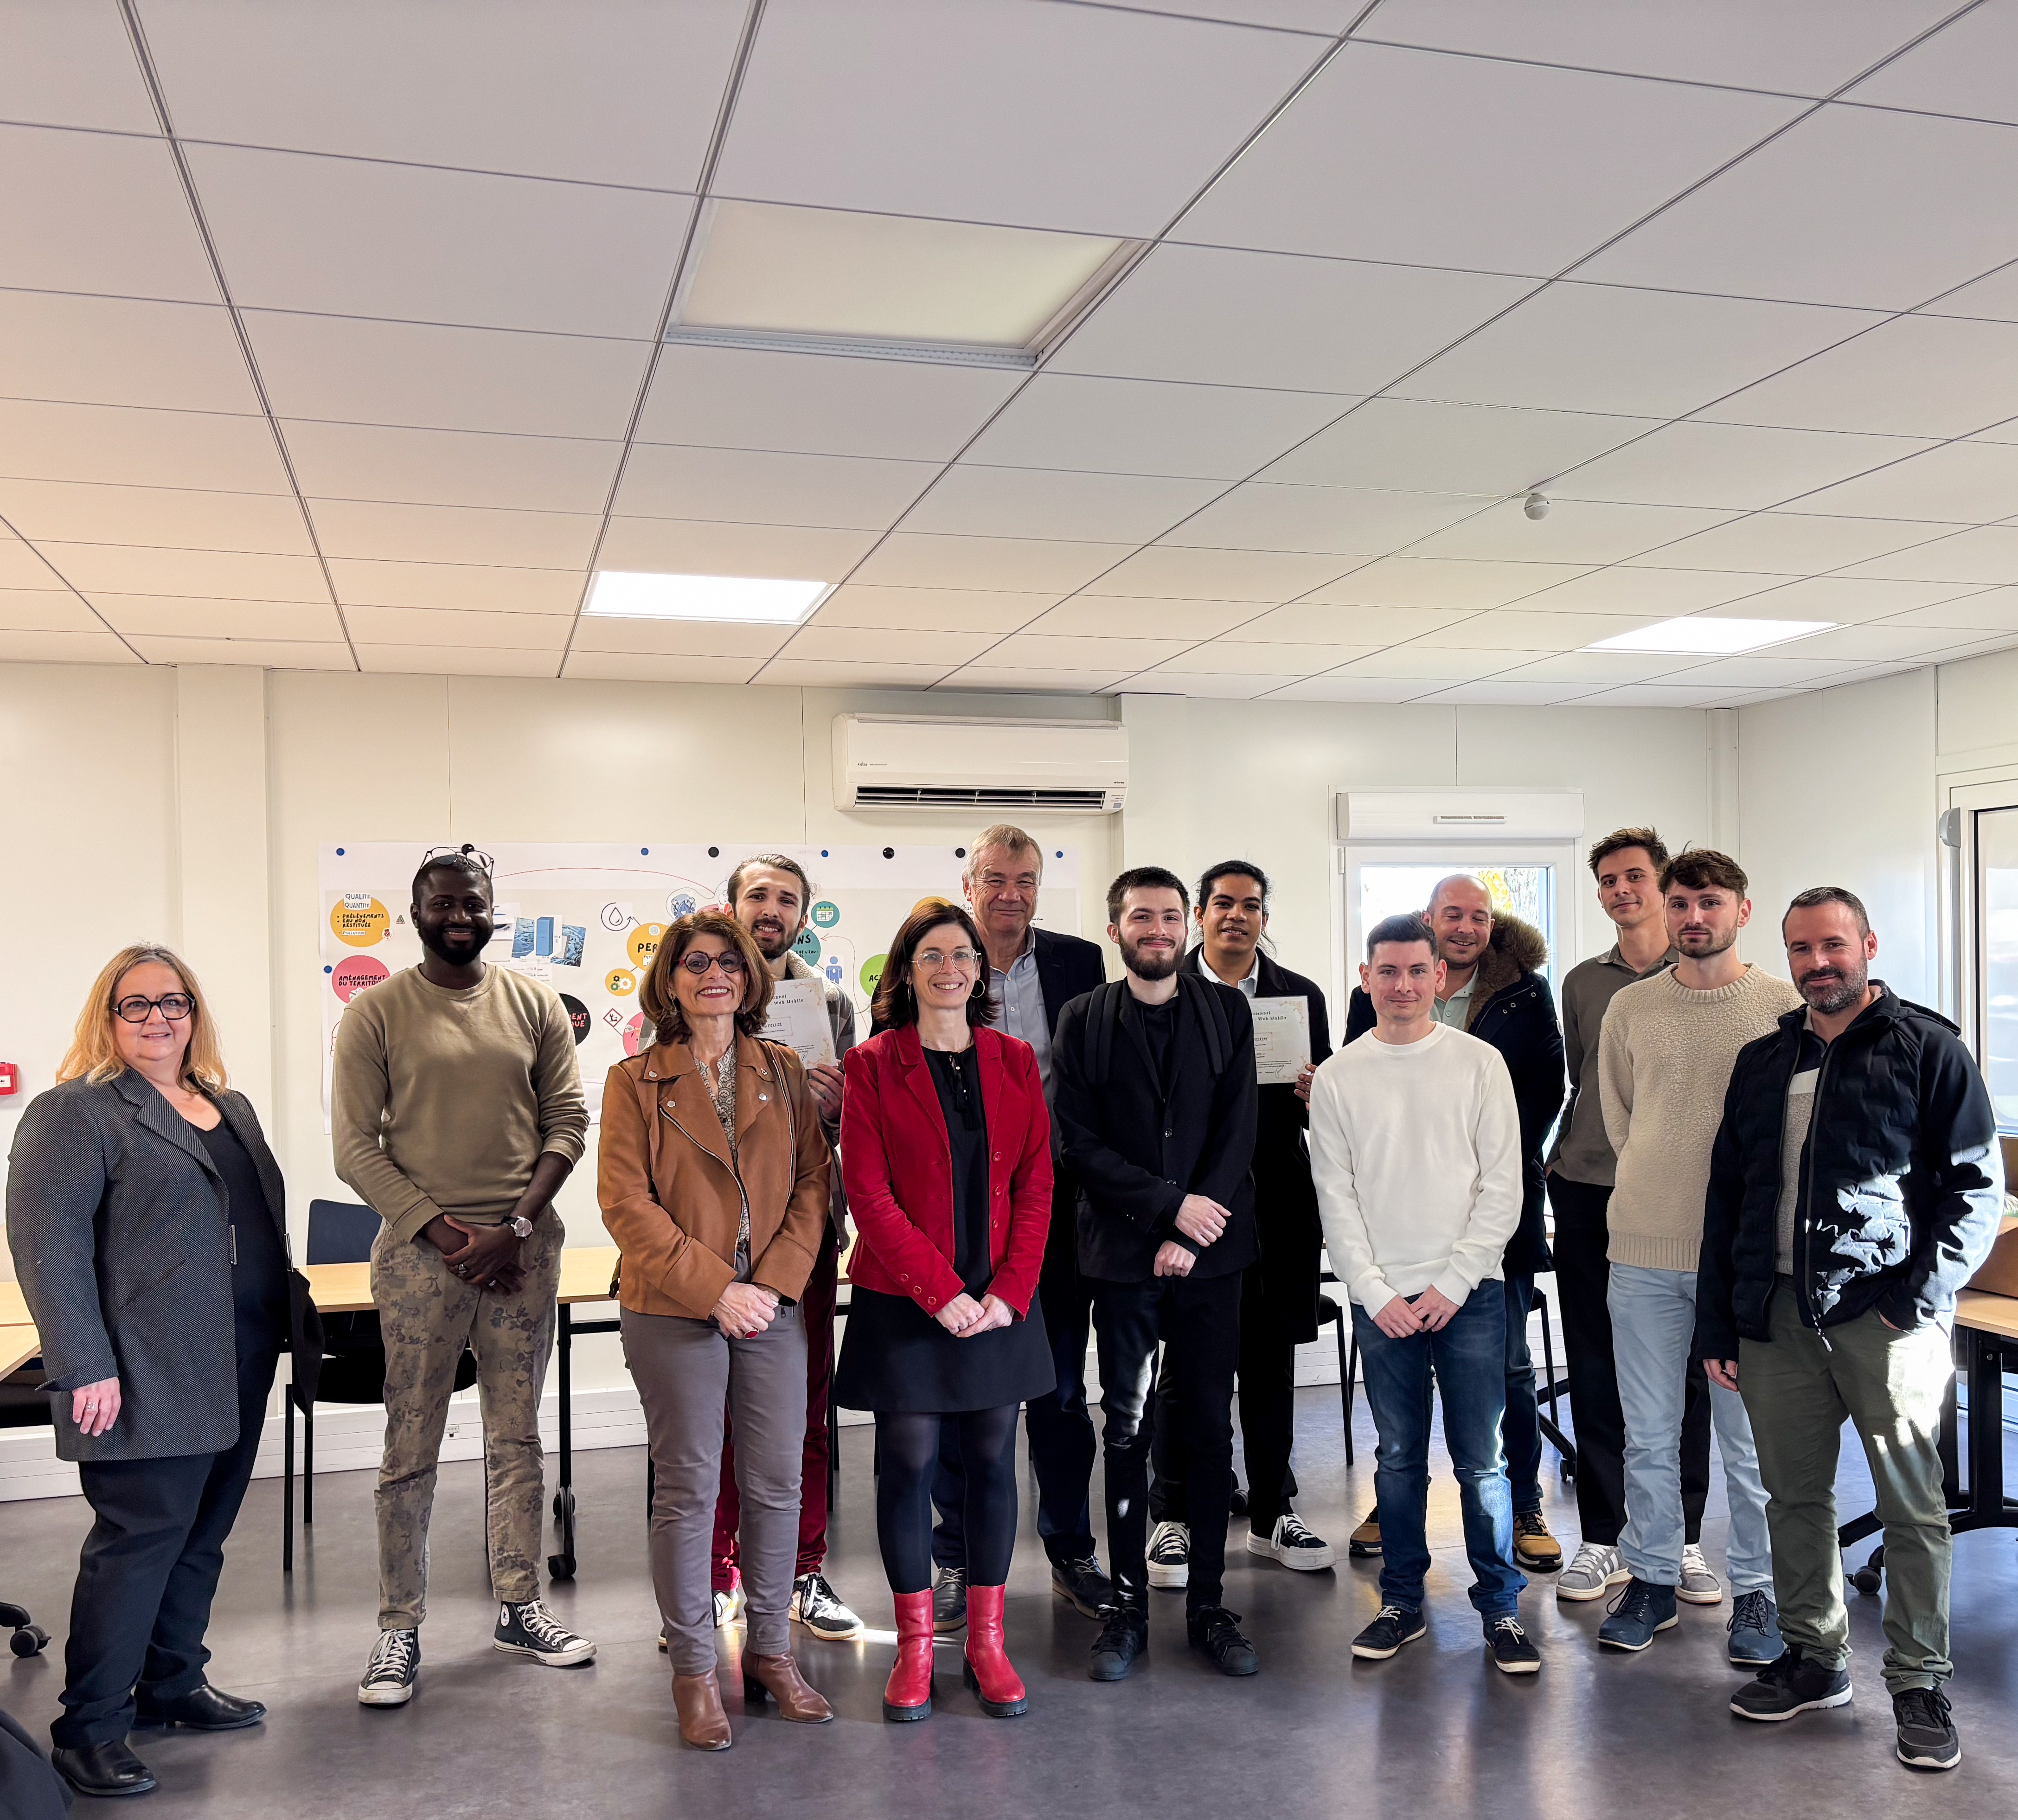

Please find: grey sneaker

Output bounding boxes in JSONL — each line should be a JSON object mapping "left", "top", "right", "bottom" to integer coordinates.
{"left": 1894, "top": 1686, "right": 1960, "bottom": 1770}
{"left": 358, "top": 1628, "right": 419, "bottom": 1706}
{"left": 932, "top": 1564, "right": 967, "bottom": 1633}
{"left": 792, "top": 1571, "right": 865, "bottom": 1641}
{"left": 1678, "top": 1542, "right": 1724, "bottom": 1605}
{"left": 493, "top": 1599, "right": 595, "bottom": 1667}
{"left": 1557, "top": 1542, "right": 1629, "bottom": 1602}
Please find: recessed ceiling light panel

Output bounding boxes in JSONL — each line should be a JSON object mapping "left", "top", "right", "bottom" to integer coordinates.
{"left": 584, "top": 570, "right": 832, "bottom": 624}
{"left": 1584, "top": 616, "right": 1835, "bottom": 655}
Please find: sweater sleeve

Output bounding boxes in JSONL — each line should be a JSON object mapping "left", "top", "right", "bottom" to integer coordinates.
{"left": 1308, "top": 1065, "right": 1395, "bottom": 1316}
{"left": 331, "top": 995, "right": 443, "bottom": 1243}
{"left": 530, "top": 990, "right": 589, "bottom": 1165}
{"left": 1597, "top": 996, "right": 1634, "bottom": 1160}
{"left": 1430, "top": 1055, "right": 1524, "bottom": 1304}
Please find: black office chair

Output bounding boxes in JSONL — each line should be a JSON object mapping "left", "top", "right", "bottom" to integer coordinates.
{"left": 284, "top": 1199, "right": 475, "bottom": 1571}
{"left": 0, "top": 1361, "right": 54, "bottom": 1655}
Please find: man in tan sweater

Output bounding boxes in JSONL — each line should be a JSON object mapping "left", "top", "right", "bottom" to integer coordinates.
{"left": 333, "top": 846, "right": 592, "bottom": 1708}
{"left": 1595, "top": 848, "right": 1800, "bottom": 1660}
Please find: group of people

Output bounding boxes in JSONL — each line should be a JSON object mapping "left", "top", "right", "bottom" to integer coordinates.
{"left": 2, "top": 821, "right": 2003, "bottom": 1796}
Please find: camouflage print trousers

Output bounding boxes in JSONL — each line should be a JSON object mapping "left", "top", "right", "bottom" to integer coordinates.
{"left": 370, "top": 1213, "right": 563, "bottom": 1630}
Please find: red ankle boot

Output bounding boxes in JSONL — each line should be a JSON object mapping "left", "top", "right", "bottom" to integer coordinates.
{"left": 962, "top": 1583, "right": 1028, "bottom": 1717}
{"left": 884, "top": 1589, "right": 935, "bottom": 1722}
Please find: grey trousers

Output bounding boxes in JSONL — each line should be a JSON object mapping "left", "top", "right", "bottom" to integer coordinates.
{"left": 621, "top": 1303, "right": 807, "bottom": 1675}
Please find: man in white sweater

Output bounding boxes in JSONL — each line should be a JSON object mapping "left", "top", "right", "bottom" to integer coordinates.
{"left": 1596, "top": 846, "right": 1801, "bottom": 1660}
{"left": 1309, "top": 913, "right": 1535, "bottom": 1674}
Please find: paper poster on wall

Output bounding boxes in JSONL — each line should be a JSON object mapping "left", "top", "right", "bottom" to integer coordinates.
{"left": 319, "top": 840, "right": 1080, "bottom": 1125}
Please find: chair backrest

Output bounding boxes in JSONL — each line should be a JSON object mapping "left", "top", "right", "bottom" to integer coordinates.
{"left": 308, "top": 1199, "right": 380, "bottom": 1265}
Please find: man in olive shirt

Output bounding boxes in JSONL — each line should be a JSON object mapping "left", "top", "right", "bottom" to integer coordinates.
{"left": 333, "top": 846, "right": 593, "bottom": 1708}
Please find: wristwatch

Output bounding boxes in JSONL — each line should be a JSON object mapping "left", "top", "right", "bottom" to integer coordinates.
{"left": 503, "top": 1215, "right": 534, "bottom": 1240}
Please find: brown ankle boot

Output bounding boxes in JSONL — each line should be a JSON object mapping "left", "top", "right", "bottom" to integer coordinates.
{"left": 742, "top": 1652, "right": 833, "bottom": 1724}
{"left": 673, "top": 1669, "right": 732, "bottom": 1750}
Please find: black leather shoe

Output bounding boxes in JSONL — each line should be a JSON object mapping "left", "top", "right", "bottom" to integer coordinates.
{"left": 52, "top": 1739, "right": 158, "bottom": 1798}
{"left": 1088, "top": 1602, "right": 1148, "bottom": 1682}
{"left": 1187, "top": 1605, "right": 1259, "bottom": 1676}
{"left": 134, "top": 1684, "right": 267, "bottom": 1731}
{"left": 1050, "top": 1554, "right": 1113, "bottom": 1619}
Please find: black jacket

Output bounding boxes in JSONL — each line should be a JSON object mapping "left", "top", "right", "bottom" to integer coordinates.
{"left": 1054, "top": 973, "right": 1259, "bottom": 1284}
{"left": 1345, "top": 914, "right": 1564, "bottom": 1276}
{"left": 1032, "top": 925, "right": 1107, "bottom": 1034}
{"left": 1694, "top": 986, "right": 2003, "bottom": 1359}
{"left": 1188, "top": 947, "right": 1333, "bottom": 1342}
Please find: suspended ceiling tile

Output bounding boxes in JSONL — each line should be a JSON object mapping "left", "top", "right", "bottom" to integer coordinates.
{"left": 778, "top": 625, "right": 998, "bottom": 667}
{"left": 1402, "top": 498, "right": 1737, "bottom": 565}
{"left": 185, "top": 143, "right": 692, "bottom": 339}
{"left": 1924, "top": 263, "right": 2018, "bottom": 326}
{"left": 0, "top": 628, "right": 141, "bottom": 665}
{"left": 1839, "top": 525, "right": 2018, "bottom": 585}
{"left": 341, "top": 606, "right": 572, "bottom": 650}
{"left": 1150, "top": 641, "right": 1384, "bottom": 676}
{"left": 1507, "top": 567, "right": 1782, "bottom": 616}
{"left": 1580, "top": 103, "right": 2018, "bottom": 309}
{"left": 1646, "top": 652, "right": 1871, "bottom": 686}
{"left": 849, "top": 534, "right": 1134, "bottom": 594}
{"left": 568, "top": 617, "right": 792, "bottom": 660}
{"left": 975, "top": 633, "right": 1197, "bottom": 671}
{"left": 355, "top": 642, "right": 558, "bottom": 678}
{"left": 595, "top": 518, "right": 878, "bottom": 580}
{"left": 714, "top": 0, "right": 1324, "bottom": 236}
{"left": 1086, "top": 545, "right": 1350, "bottom": 602}
{"left": 0, "top": 1, "right": 161, "bottom": 131}
{"left": 561, "top": 651, "right": 764, "bottom": 685}
{"left": 0, "top": 535, "right": 58, "bottom": 590}
{"left": 325, "top": 557, "right": 586, "bottom": 614}
{"left": 902, "top": 467, "right": 1223, "bottom": 545}
{"left": 1333, "top": 646, "right": 1554, "bottom": 681}
{"left": 1841, "top": 3, "right": 2018, "bottom": 125}
{"left": 1302, "top": 557, "right": 1593, "bottom": 611}
{"left": 86, "top": 595, "right": 347, "bottom": 641}
{"left": 636, "top": 345, "right": 1022, "bottom": 462}
{"left": 809, "top": 585, "right": 1059, "bottom": 635}
{"left": 0, "top": 291, "right": 263, "bottom": 416}
{"left": 1549, "top": 420, "right": 1934, "bottom": 511}
{"left": 961, "top": 374, "right": 1349, "bottom": 482}
{"left": 1781, "top": 621, "right": 2006, "bottom": 663}
{"left": 48, "top": 543, "right": 330, "bottom": 602}
{"left": 127, "top": 634, "right": 354, "bottom": 669}
{"left": 1053, "top": 243, "right": 1534, "bottom": 395}
{"left": 1570, "top": 681, "right": 1778, "bottom": 708}
{"left": 1485, "top": 650, "right": 1703, "bottom": 685}
{"left": 0, "top": 399, "right": 291, "bottom": 494}
{"left": 1159, "top": 484, "right": 1484, "bottom": 558}
{"left": 1019, "top": 597, "right": 1258, "bottom": 641}
{"left": 1628, "top": 512, "right": 1950, "bottom": 575}
{"left": 615, "top": 446, "right": 935, "bottom": 532}
{"left": 1366, "top": 0, "right": 1955, "bottom": 92}
{"left": 1392, "top": 283, "right": 1879, "bottom": 418}
{"left": 1874, "top": 588, "right": 2018, "bottom": 631}
{"left": 1232, "top": 601, "right": 1470, "bottom": 644}
{"left": 308, "top": 498, "right": 599, "bottom": 569}
{"left": 1735, "top": 575, "right": 2000, "bottom": 624}
{"left": 1411, "top": 678, "right": 1608, "bottom": 705}
{"left": 0, "top": 480, "right": 309, "bottom": 555}
{"left": 1265, "top": 674, "right": 1442, "bottom": 702}
{"left": 142, "top": 0, "right": 750, "bottom": 188}
{"left": 279, "top": 421, "right": 623, "bottom": 513}
{"left": 1177, "top": 42, "right": 1803, "bottom": 272}
{"left": 1408, "top": 609, "right": 1660, "bottom": 650}
{"left": 242, "top": 311, "right": 647, "bottom": 439}
{"left": 756, "top": 657, "right": 955, "bottom": 689}
{"left": 935, "top": 664, "right": 1133, "bottom": 695}
{"left": 1787, "top": 441, "right": 2018, "bottom": 524}
{"left": 1258, "top": 398, "right": 1659, "bottom": 495}
{"left": 0, "top": 588, "right": 103, "bottom": 633}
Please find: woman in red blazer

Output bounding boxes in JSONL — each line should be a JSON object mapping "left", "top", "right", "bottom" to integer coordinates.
{"left": 834, "top": 901, "right": 1053, "bottom": 1724}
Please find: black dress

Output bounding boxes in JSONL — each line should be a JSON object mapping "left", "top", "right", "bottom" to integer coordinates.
{"left": 834, "top": 1045, "right": 1055, "bottom": 1414}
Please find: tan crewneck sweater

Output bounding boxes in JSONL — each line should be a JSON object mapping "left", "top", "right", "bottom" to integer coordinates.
{"left": 1598, "top": 963, "right": 1802, "bottom": 1271}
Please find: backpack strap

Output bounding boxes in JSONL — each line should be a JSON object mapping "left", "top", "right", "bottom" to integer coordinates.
{"left": 1085, "top": 980, "right": 1126, "bottom": 1089}
{"left": 1182, "top": 973, "right": 1230, "bottom": 1077}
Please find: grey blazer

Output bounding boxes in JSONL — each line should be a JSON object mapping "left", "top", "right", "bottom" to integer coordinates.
{"left": 5, "top": 1072, "right": 292, "bottom": 1463}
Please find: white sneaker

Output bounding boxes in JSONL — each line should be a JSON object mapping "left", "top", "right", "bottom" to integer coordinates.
{"left": 1147, "top": 1520, "right": 1190, "bottom": 1590}
{"left": 1246, "top": 1512, "right": 1336, "bottom": 1571}
{"left": 1557, "top": 1542, "right": 1630, "bottom": 1602}
{"left": 712, "top": 1583, "right": 746, "bottom": 1628}
{"left": 1679, "top": 1543, "right": 1725, "bottom": 1606}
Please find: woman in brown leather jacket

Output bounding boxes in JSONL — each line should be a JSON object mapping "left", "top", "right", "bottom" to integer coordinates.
{"left": 600, "top": 911, "right": 831, "bottom": 1751}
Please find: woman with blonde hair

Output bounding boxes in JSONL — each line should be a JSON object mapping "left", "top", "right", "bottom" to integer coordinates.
{"left": 600, "top": 910, "right": 833, "bottom": 1750}
{"left": 6, "top": 945, "right": 297, "bottom": 1801}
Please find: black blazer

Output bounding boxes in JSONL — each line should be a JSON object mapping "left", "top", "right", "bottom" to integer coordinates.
{"left": 1053, "top": 974, "right": 1259, "bottom": 1284}
{"left": 1189, "top": 948, "right": 1333, "bottom": 1343}
{"left": 5, "top": 1072, "right": 306, "bottom": 1463}
{"left": 1031, "top": 925, "right": 1107, "bottom": 1033}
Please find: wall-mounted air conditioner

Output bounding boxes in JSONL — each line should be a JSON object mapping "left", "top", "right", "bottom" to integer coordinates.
{"left": 1336, "top": 788, "right": 1585, "bottom": 842}
{"left": 833, "top": 715, "right": 1128, "bottom": 814}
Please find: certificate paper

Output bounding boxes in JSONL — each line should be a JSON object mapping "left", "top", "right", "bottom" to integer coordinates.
{"left": 1251, "top": 996, "right": 1312, "bottom": 1087}
{"left": 761, "top": 977, "right": 836, "bottom": 1068}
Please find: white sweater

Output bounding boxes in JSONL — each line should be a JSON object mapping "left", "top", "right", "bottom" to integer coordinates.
{"left": 1308, "top": 1021, "right": 1523, "bottom": 1317}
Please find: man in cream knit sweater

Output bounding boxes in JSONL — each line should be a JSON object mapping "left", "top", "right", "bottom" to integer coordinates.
{"left": 1596, "top": 848, "right": 1800, "bottom": 1658}
{"left": 1310, "top": 914, "right": 1536, "bottom": 1674}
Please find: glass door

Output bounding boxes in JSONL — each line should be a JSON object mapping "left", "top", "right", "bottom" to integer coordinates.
{"left": 1974, "top": 804, "right": 2018, "bottom": 1132}
{"left": 1342, "top": 846, "right": 1570, "bottom": 1001}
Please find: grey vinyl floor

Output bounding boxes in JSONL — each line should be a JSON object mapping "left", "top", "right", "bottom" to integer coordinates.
{"left": 3, "top": 1387, "right": 2015, "bottom": 1820}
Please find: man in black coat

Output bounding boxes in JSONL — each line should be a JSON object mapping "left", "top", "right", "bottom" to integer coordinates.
{"left": 1697, "top": 887, "right": 2002, "bottom": 1766}
{"left": 1343, "top": 876, "right": 1565, "bottom": 1568}
{"left": 929, "top": 825, "right": 1109, "bottom": 1627}
{"left": 1055, "top": 866, "right": 1261, "bottom": 1682}
{"left": 1148, "top": 862, "right": 1336, "bottom": 1586}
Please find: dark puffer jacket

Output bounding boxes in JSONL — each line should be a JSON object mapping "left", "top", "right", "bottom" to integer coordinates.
{"left": 1345, "top": 914, "right": 1564, "bottom": 1276}
{"left": 1694, "top": 986, "right": 2003, "bottom": 1359}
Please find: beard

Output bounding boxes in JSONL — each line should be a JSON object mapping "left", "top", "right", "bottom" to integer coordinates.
{"left": 747, "top": 917, "right": 794, "bottom": 961}
{"left": 417, "top": 920, "right": 493, "bottom": 965}
{"left": 1675, "top": 923, "right": 1736, "bottom": 958}
{"left": 1798, "top": 959, "right": 1868, "bottom": 1014}
{"left": 1119, "top": 933, "right": 1180, "bottom": 981}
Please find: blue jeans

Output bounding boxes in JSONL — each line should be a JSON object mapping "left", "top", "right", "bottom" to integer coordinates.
{"left": 1353, "top": 1282, "right": 1525, "bottom": 1621}
{"left": 1608, "top": 1262, "right": 1772, "bottom": 1593}
{"left": 1503, "top": 1274, "right": 1543, "bottom": 1514}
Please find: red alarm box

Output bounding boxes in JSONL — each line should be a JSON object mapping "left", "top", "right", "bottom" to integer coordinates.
{"left": 0, "top": 1063, "right": 17, "bottom": 1097}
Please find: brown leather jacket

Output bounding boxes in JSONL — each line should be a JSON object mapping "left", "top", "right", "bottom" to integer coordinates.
{"left": 599, "top": 1034, "right": 829, "bottom": 1320}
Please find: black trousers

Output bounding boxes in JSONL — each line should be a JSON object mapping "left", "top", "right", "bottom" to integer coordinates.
{"left": 56, "top": 1346, "right": 278, "bottom": 1749}
{"left": 1091, "top": 1270, "right": 1241, "bottom": 1613}
{"left": 1150, "top": 1261, "right": 1296, "bottom": 1533}
{"left": 1547, "top": 1176, "right": 1710, "bottom": 1548}
{"left": 934, "top": 1179, "right": 1096, "bottom": 1570}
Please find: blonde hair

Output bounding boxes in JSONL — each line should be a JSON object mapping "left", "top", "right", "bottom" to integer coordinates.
{"left": 58, "top": 945, "right": 228, "bottom": 1093}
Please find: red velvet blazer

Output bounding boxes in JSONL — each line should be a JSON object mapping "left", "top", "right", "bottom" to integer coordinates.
{"left": 840, "top": 1024, "right": 1052, "bottom": 1318}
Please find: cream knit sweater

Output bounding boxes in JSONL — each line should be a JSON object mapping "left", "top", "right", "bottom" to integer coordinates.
{"left": 1598, "top": 964, "right": 1802, "bottom": 1271}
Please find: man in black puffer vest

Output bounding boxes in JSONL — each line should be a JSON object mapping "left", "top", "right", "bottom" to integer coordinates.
{"left": 1344, "top": 877, "right": 1565, "bottom": 1569}
{"left": 1698, "top": 887, "right": 2002, "bottom": 1770}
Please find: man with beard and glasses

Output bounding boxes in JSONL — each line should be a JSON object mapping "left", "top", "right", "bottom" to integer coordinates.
{"left": 1594, "top": 848, "right": 1798, "bottom": 1662}
{"left": 1698, "top": 889, "right": 2001, "bottom": 1768}
{"left": 928, "top": 825, "right": 1107, "bottom": 1632}
{"left": 333, "top": 846, "right": 593, "bottom": 1708}
{"left": 1053, "top": 867, "right": 1260, "bottom": 1682}
{"left": 710, "top": 855, "right": 862, "bottom": 1642}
